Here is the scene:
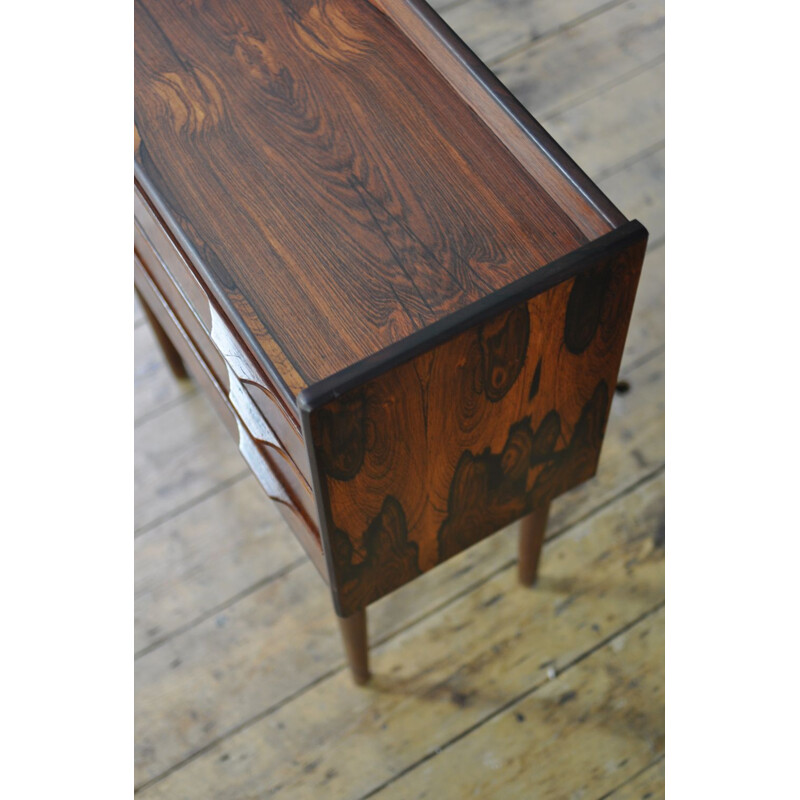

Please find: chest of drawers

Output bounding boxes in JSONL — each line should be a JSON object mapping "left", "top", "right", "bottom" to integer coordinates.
{"left": 134, "top": 0, "right": 647, "bottom": 684}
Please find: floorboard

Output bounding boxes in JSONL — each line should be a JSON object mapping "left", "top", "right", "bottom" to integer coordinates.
{"left": 493, "top": 0, "right": 664, "bottom": 118}
{"left": 134, "top": 323, "right": 196, "bottom": 426}
{"left": 601, "top": 756, "right": 665, "bottom": 799}
{"left": 134, "top": 396, "right": 247, "bottom": 535}
{"left": 134, "top": 0, "right": 665, "bottom": 795}
{"left": 135, "top": 476, "right": 305, "bottom": 655}
{"left": 134, "top": 346, "right": 663, "bottom": 788}
{"left": 135, "top": 290, "right": 146, "bottom": 327}
{"left": 440, "top": 0, "right": 630, "bottom": 64}
{"left": 542, "top": 59, "right": 665, "bottom": 176}
{"left": 138, "top": 475, "right": 664, "bottom": 798}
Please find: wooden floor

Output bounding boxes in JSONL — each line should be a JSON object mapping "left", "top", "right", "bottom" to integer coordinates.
{"left": 134, "top": 1, "right": 665, "bottom": 797}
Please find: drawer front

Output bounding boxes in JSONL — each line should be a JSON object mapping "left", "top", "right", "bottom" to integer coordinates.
{"left": 134, "top": 237, "right": 318, "bottom": 528}
{"left": 134, "top": 254, "right": 327, "bottom": 582}
{"left": 134, "top": 186, "right": 311, "bottom": 483}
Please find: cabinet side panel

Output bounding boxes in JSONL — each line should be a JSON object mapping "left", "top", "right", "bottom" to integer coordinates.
{"left": 310, "top": 235, "right": 645, "bottom": 615}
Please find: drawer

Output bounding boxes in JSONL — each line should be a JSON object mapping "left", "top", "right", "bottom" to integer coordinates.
{"left": 134, "top": 186, "right": 311, "bottom": 484}
{"left": 134, "top": 253, "right": 327, "bottom": 582}
{"left": 134, "top": 238, "right": 318, "bottom": 529}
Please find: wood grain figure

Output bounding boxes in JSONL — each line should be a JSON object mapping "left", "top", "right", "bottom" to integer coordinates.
{"left": 134, "top": 0, "right": 649, "bottom": 680}
{"left": 304, "top": 227, "right": 645, "bottom": 614}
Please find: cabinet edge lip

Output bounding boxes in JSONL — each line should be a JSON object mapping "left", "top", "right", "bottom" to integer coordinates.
{"left": 297, "top": 220, "right": 649, "bottom": 416}
{"left": 372, "top": 0, "right": 627, "bottom": 234}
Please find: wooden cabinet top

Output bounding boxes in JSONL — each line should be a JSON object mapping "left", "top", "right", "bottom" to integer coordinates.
{"left": 134, "top": 0, "right": 626, "bottom": 407}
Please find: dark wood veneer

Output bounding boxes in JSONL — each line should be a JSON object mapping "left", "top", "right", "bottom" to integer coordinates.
{"left": 134, "top": 0, "right": 649, "bottom": 683}
{"left": 134, "top": 0, "right": 621, "bottom": 395}
{"left": 369, "top": 0, "right": 626, "bottom": 235}
{"left": 305, "top": 225, "right": 645, "bottom": 615}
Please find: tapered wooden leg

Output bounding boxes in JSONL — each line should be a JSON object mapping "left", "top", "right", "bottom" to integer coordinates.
{"left": 135, "top": 286, "right": 189, "bottom": 381}
{"left": 338, "top": 608, "right": 370, "bottom": 685}
{"left": 518, "top": 502, "right": 550, "bottom": 586}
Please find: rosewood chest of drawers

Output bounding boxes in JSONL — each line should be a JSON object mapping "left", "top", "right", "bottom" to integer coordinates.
{"left": 134, "top": 0, "right": 647, "bottom": 684}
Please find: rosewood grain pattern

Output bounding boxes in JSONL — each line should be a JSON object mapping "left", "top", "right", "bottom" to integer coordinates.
{"left": 308, "top": 227, "right": 646, "bottom": 615}
{"left": 297, "top": 222, "right": 643, "bottom": 412}
{"left": 134, "top": 0, "right": 653, "bottom": 686}
{"left": 369, "top": 0, "right": 626, "bottom": 238}
{"left": 134, "top": 0, "right": 595, "bottom": 391}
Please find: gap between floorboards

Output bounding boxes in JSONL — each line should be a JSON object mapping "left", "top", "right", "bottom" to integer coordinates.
{"left": 485, "top": 0, "right": 634, "bottom": 69}
{"left": 594, "top": 753, "right": 665, "bottom": 800}
{"left": 134, "top": 464, "right": 665, "bottom": 793}
{"left": 356, "top": 601, "right": 665, "bottom": 800}
{"left": 541, "top": 52, "right": 665, "bottom": 123}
